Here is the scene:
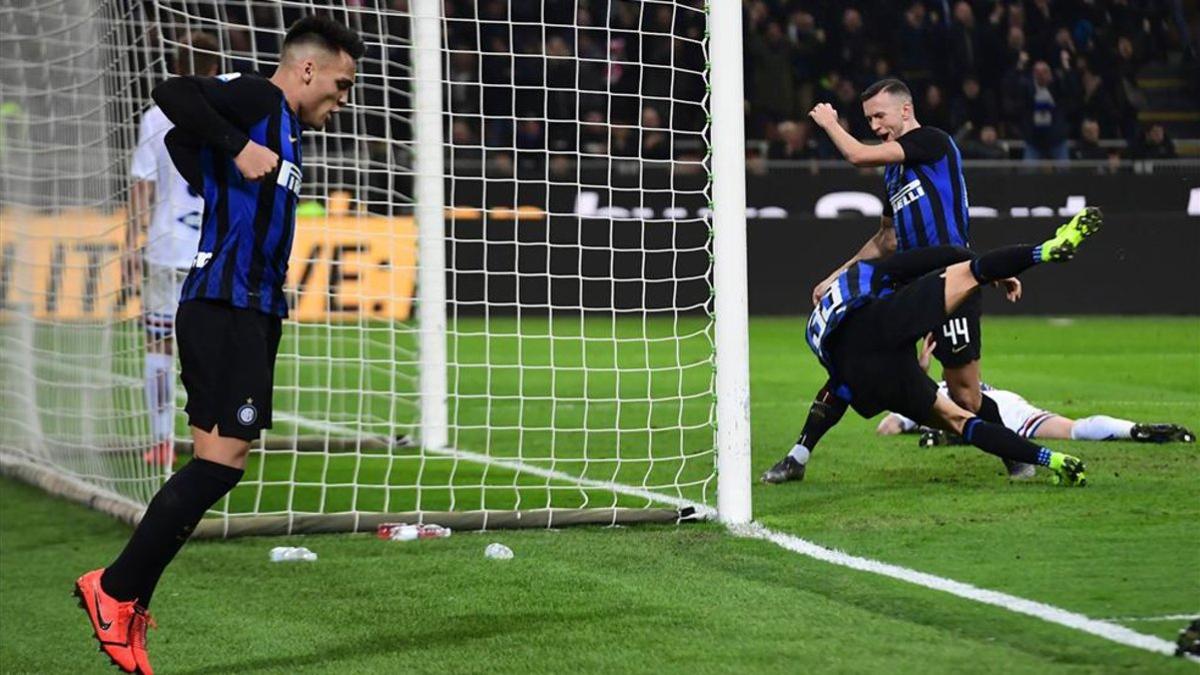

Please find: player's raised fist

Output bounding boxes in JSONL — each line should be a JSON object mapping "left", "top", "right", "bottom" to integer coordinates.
{"left": 234, "top": 141, "right": 279, "bottom": 181}
{"left": 808, "top": 102, "right": 839, "bottom": 129}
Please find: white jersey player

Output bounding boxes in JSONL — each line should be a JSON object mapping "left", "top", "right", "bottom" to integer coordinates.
{"left": 878, "top": 381, "right": 1192, "bottom": 444}
{"left": 876, "top": 334, "right": 1194, "bottom": 447}
{"left": 129, "top": 32, "right": 221, "bottom": 465}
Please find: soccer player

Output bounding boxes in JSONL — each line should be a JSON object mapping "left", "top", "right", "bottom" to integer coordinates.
{"left": 876, "top": 335, "right": 1196, "bottom": 452}
{"left": 761, "top": 207, "right": 1103, "bottom": 487}
{"left": 129, "top": 31, "right": 220, "bottom": 467}
{"left": 74, "top": 17, "right": 363, "bottom": 674}
{"left": 766, "top": 78, "right": 1016, "bottom": 484}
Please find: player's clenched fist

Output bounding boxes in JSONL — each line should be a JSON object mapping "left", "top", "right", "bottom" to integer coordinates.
{"left": 808, "top": 102, "right": 839, "bottom": 129}
{"left": 234, "top": 141, "right": 279, "bottom": 181}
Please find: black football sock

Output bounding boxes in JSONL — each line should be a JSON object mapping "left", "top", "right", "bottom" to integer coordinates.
{"left": 976, "top": 394, "right": 1003, "bottom": 424}
{"left": 961, "top": 417, "right": 1053, "bottom": 466}
{"left": 788, "top": 383, "right": 848, "bottom": 464}
{"left": 101, "top": 458, "right": 243, "bottom": 607}
{"left": 969, "top": 245, "right": 1040, "bottom": 284}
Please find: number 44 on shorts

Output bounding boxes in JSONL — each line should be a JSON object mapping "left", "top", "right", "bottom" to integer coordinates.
{"left": 942, "top": 317, "right": 970, "bottom": 352}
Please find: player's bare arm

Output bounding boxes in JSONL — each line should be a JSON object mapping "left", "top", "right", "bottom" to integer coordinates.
{"left": 233, "top": 141, "right": 280, "bottom": 181}
{"left": 811, "top": 215, "right": 896, "bottom": 306}
{"left": 809, "top": 102, "right": 905, "bottom": 167}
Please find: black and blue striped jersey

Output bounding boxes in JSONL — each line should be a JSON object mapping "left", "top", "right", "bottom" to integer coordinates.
{"left": 881, "top": 126, "right": 970, "bottom": 252}
{"left": 806, "top": 260, "right": 895, "bottom": 366}
{"left": 154, "top": 72, "right": 302, "bottom": 317}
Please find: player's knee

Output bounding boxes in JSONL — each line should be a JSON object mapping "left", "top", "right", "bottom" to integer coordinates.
{"left": 876, "top": 416, "right": 902, "bottom": 435}
{"left": 947, "top": 385, "right": 981, "bottom": 412}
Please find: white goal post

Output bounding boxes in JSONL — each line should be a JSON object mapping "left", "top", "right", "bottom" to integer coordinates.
{"left": 0, "top": 0, "right": 751, "bottom": 535}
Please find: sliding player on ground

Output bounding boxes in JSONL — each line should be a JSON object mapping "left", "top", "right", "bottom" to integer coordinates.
{"left": 74, "top": 17, "right": 362, "bottom": 674}
{"left": 129, "top": 31, "right": 220, "bottom": 467}
{"left": 762, "top": 208, "right": 1103, "bottom": 487}
{"left": 766, "top": 78, "right": 1025, "bottom": 485}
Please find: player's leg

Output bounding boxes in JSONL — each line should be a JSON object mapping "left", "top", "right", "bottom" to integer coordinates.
{"left": 1028, "top": 415, "right": 1077, "bottom": 440}
{"left": 142, "top": 265, "right": 179, "bottom": 466}
{"left": 922, "top": 396, "right": 1087, "bottom": 486}
{"left": 761, "top": 381, "right": 848, "bottom": 484}
{"left": 1063, "top": 416, "right": 1195, "bottom": 443}
{"left": 940, "top": 205, "right": 1104, "bottom": 311}
{"left": 75, "top": 301, "right": 257, "bottom": 674}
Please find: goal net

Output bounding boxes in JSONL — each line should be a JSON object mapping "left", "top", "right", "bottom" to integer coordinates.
{"left": 0, "top": 0, "right": 751, "bottom": 535}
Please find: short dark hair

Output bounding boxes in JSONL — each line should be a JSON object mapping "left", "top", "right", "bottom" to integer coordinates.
{"left": 282, "top": 15, "right": 365, "bottom": 61}
{"left": 860, "top": 78, "right": 912, "bottom": 103}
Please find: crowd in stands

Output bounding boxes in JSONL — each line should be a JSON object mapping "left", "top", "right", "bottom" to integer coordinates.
{"left": 152, "top": 0, "right": 1192, "bottom": 169}
{"left": 745, "top": 0, "right": 1193, "bottom": 162}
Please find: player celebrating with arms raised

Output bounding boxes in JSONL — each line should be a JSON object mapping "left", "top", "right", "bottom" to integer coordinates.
{"left": 74, "top": 17, "right": 362, "bottom": 674}
{"left": 765, "top": 78, "right": 1015, "bottom": 484}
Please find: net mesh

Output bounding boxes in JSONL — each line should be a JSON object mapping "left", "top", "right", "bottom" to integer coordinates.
{"left": 0, "top": 0, "right": 717, "bottom": 531}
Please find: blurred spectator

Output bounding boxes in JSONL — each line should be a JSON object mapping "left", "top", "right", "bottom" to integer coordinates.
{"left": 640, "top": 107, "right": 670, "bottom": 160}
{"left": 746, "top": 20, "right": 798, "bottom": 136}
{"left": 828, "top": 8, "right": 873, "bottom": 86}
{"left": 768, "top": 120, "right": 815, "bottom": 160}
{"left": 921, "top": 84, "right": 952, "bottom": 132}
{"left": 1071, "top": 119, "right": 1108, "bottom": 161}
{"left": 958, "top": 124, "right": 1008, "bottom": 160}
{"left": 1017, "top": 61, "right": 1077, "bottom": 161}
{"left": 1130, "top": 123, "right": 1178, "bottom": 160}
{"left": 788, "top": 10, "right": 825, "bottom": 112}
{"left": 815, "top": 117, "right": 855, "bottom": 159}
{"left": 950, "top": 77, "right": 998, "bottom": 137}
{"left": 947, "top": 2, "right": 982, "bottom": 85}
{"left": 895, "top": 2, "right": 937, "bottom": 90}
{"left": 1074, "top": 57, "right": 1121, "bottom": 138}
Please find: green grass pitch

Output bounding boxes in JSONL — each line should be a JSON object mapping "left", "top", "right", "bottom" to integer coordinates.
{"left": 1, "top": 316, "right": 1197, "bottom": 673}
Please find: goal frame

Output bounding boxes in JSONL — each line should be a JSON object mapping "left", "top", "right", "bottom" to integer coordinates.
{"left": 0, "top": 0, "right": 752, "bottom": 535}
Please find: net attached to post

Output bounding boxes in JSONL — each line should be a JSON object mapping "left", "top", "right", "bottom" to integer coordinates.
{"left": 0, "top": 0, "right": 725, "bottom": 536}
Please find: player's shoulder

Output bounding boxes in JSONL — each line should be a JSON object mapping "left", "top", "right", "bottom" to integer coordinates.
{"left": 902, "top": 125, "right": 952, "bottom": 147}
{"left": 213, "top": 71, "right": 279, "bottom": 97}
{"left": 896, "top": 125, "right": 951, "bottom": 164}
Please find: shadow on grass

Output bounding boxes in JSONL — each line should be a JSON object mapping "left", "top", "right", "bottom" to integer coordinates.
{"left": 173, "top": 608, "right": 632, "bottom": 675}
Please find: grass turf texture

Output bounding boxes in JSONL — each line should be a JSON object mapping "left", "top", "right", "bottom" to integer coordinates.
{"left": 1, "top": 316, "right": 1197, "bottom": 673}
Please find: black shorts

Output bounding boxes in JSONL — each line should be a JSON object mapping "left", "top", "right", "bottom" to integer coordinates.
{"left": 176, "top": 299, "right": 282, "bottom": 441}
{"left": 826, "top": 271, "right": 950, "bottom": 420}
{"left": 932, "top": 290, "right": 981, "bottom": 367}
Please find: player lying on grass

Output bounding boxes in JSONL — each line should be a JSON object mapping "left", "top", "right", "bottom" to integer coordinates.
{"left": 762, "top": 207, "right": 1103, "bottom": 487}
{"left": 876, "top": 343, "right": 1195, "bottom": 452}
{"left": 73, "top": 16, "right": 362, "bottom": 675}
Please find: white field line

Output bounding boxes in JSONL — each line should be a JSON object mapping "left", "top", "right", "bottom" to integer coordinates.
{"left": 1107, "top": 614, "right": 1199, "bottom": 623}
{"left": 270, "top": 410, "right": 713, "bottom": 516}
{"left": 733, "top": 523, "right": 1192, "bottom": 661}
{"left": 275, "top": 409, "right": 1192, "bottom": 662}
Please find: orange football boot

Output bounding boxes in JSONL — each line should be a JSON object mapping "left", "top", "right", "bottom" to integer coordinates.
{"left": 73, "top": 568, "right": 140, "bottom": 673}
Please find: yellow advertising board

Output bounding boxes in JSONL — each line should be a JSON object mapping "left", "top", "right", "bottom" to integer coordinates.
{"left": 0, "top": 209, "right": 417, "bottom": 322}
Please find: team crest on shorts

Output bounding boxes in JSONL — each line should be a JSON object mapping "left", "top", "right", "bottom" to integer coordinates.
{"left": 237, "top": 399, "right": 258, "bottom": 426}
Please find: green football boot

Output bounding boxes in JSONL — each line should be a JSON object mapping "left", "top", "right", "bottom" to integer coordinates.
{"left": 1039, "top": 206, "right": 1103, "bottom": 262}
{"left": 1048, "top": 452, "right": 1087, "bottom": 487}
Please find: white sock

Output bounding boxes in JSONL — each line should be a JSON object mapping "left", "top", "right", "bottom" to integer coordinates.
{"left": 787, "top": 444, "right": 811, "bottom": 465}
{"left": 1070, "top": 415, "right": 1135, "bottom": 441}
{"left": 144, "top": 352, "right": 175, "bottom": 442}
